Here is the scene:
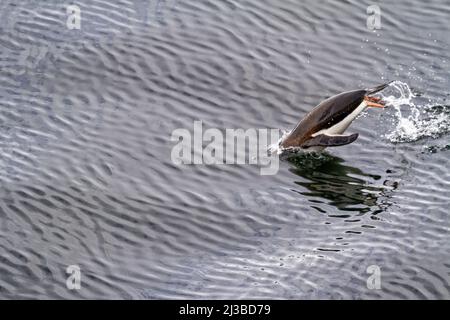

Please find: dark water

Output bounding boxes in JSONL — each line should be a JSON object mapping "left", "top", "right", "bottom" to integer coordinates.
{"left": 1, "top": 0, "right": 449, "bottom": 299}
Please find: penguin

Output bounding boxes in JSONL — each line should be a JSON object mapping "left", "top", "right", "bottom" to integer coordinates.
{"left": 280, "top": 82, "right": 391, "bottom": 152}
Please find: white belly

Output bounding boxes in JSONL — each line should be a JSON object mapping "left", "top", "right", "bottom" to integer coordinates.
{"left": 308, "top": 101, "right": 367, "bottom": 152}
{"left": 314, "top": 101, "right": 367, "bottom": 136}
{"left": 281, "top": 101, "right": 367, "bottom": 153}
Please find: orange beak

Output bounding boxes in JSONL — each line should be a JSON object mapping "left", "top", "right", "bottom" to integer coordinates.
{"left": 364, "top": 96, "right": 386, "bottom": 108}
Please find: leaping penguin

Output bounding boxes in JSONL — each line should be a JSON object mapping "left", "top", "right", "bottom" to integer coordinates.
{"left": 280, "top": 82, "right": 391, "bottom": 152}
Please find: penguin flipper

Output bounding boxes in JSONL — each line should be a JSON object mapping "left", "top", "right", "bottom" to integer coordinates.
{"left": 302, "top": 133, "right": 359, "bottom": 148}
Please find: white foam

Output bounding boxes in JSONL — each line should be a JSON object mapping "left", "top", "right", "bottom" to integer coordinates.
{"left": 380, "top": 81, "right": 450, "bottom": 143}
{"left": 268, "top": 129, "right": 291, "bottom": 155}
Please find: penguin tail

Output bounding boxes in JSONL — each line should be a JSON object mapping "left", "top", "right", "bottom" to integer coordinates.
{"left": 366, "top": 81, "right": 394, "bottom": 95}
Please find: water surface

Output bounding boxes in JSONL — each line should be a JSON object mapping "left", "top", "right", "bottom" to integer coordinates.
{"left": 0, "top": 0, "right": 449, "bottom": 299}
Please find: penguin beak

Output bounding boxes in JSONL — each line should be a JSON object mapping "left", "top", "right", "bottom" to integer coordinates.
{"left": 364, "top": 96, "right": 386, "bottom": 108}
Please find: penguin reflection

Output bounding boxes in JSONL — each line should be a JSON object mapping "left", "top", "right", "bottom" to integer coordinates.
{"left": 286, "top": 154, "right": 395, "bottom": 215}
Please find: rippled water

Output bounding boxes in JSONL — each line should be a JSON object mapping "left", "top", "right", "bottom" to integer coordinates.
{"left": 1, "top": 0, "right": 449, "bottom": 299}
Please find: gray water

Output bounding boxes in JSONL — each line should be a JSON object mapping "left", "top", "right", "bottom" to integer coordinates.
{"left": 0, "top": 0, "right": 449, "bottom": 299}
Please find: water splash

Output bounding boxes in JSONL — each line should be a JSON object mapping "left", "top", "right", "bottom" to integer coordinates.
{"left": 381, "top": 81, "right": 450, "bottom": 143}
{"left": 268, "top": 129, "right": 290, "bottom": 155}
